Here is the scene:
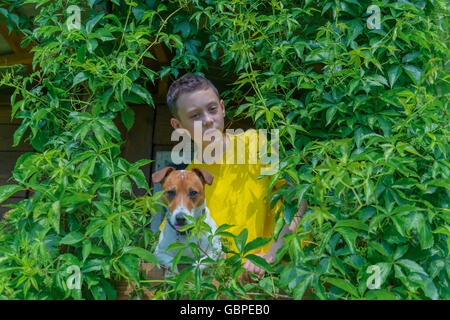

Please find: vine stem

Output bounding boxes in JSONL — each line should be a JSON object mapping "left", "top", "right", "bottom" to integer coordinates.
{"left": 245, "top": 292, "right": 293, "bottom": 299}
{"left": 123, "top": 7, "right": 183, "bottom": 77}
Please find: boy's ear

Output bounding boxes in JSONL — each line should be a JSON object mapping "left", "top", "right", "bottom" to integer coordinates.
{"left": 170, "top": 117, "right": 181, "bottom": 130}
{"left": 220, "top": 99, "right": 225, "bottom": 116}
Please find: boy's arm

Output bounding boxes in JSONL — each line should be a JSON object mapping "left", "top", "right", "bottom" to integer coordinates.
{"left": 266, "top": 180, "right": 307, "bottom": 259}
{"left": 242, "top": 198, "right": 307, "bottom": 279}
{"left": 267, "top": 198, "right": 306, "bottom": 256}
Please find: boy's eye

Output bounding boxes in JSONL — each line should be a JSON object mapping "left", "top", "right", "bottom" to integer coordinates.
{"left": 191, "top": 114, "right": 199, "bottom": 119}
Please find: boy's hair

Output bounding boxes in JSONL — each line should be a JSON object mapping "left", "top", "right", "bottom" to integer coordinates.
{"left": 166, "top": 74, "right": 220, "bottom": 118}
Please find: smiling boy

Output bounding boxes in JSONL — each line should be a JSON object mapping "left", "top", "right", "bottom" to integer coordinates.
{"left": 163, "top": 74, "right": 306, "bottom": 279}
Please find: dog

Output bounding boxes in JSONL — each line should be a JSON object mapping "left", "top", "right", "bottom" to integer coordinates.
{"left": 152, "top": 166, "right": 222, "bottom": 273}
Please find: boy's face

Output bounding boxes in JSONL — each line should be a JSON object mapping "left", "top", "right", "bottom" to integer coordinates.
{"left": 170, "top": 87, "right": 225, "bottom": 148}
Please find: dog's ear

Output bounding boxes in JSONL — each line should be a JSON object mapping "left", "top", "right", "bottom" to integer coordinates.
{"left": 192, "top": 168, "right": 214, "bottom": 186}
{"left": 152, "top": 166, "right": 175, "bottom": 184}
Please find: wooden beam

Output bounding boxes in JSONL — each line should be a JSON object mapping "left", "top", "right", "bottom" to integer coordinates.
{"left": 157, "top": 75, "right": 169, "bottom": 98}
{"left": 0, "top": 105, "right": 21, "bottom": 124}
{"left": 0, "top": 52, "right": 33, "bottom": 66}
{"left": 0, "top": 17, "right": 33, "bottom": 54}
{"left": 152, "top": 43, "right": 169, "bottom": 63}
{"left": 0, "top": 6, "right": 35, "bottom": 72}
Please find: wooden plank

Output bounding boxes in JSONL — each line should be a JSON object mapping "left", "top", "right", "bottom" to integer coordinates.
{"left": 0, "top": 19, "right": 33, "bottom": 53}
{"left": 0, "top": 5, "right": 34, "bottom": 72}
{"left": 0, "top": 94, "right": 12, "bottom": 106}
{"left": 152, "top": 43, "right": 169, "bottom": 63}
{"left": 153, "top": 104, "right": 176, "bottom": 146}
{"left": 157, "top": 75, "right": 169, "bottom": 98}
{"left": 225, "top": 117, "right": 254, "bottom": 131}
{"left": 115, "top": 104, "right": 155, "bottom": 196}
{"left": 0, "top": 124, "right": 34, "bottom": 151}
{"left": 0, "top": 102, "right": 22, "bottom": 125}
{"left": 0, "top": 151, "right": 28, "bottom": 198}
{"left": 0, "top": 52, "right": 33, "bottom": 66}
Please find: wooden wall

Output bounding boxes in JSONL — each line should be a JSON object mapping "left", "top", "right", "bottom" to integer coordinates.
{"left": 0, "top": 97, "right": 33, "bottom": 217}
{"left": 0, "top": 66, "right": 254, "bottom": 218}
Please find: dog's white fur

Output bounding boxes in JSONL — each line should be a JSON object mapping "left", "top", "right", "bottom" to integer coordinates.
{"left": 155, "top": 200, "right": 222, "bottom": 273}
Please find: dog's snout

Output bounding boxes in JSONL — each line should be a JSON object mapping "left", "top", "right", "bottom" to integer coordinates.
{"left": 175, "top": 213, "right": 186, "bottom": 225}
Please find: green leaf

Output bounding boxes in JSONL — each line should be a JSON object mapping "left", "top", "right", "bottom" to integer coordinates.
{"left": 86, "top": 12, "right": 105, "bottom": 34}
{"left": 51, "top": 200, "right": 61, "bottom": 234}
{"left": 0, "top": 185, "right": 25, "bottom": 203}
{"left": 336, "top": 227, "right": 358, "bottom": 253}
{"left": 72, "top": 72, "right": 88, "bottom": 87}
{"left": 326, "top": 105, "right": 337, "bottom": 126}
{"left": 118, "top": 254, "right": 140, "bottom": 283}
{"left": 406, "top": 212, "right": 434, "bottom": 249}
{"left": 173, "top": 21, "right": 191, "bottom": 39}
{"left": 129, "top": 168, "right": 148, "bottom": 190}
{"left": 364, "top": 289, "right": 397, "bottom": 300}
{"left": 130, "top": 83, "right": 153, "bottom": 105}
{"left": 335, "top": 219, "right": 369, "bottom": 231}
{"left": 103, "top": 224, "right": 114, "bottom": 254}
{"left": 123, "top": 246, "right": 158, "bottom": 264}
{"left": 347, "top": 20, "right": 363, "bottom": 45}
{"left": 318, "top": 228, "right": 333, "bottom": 255}
{"left": 364, "top": 179, "right": 375, "bottom": 203}
{"left": 417, "top": 220, "right": 434, "bottom": 250}
{"left": 166, "top": 242, "right": 186, "bottom": 252}
{"left": 82, "top": 240, "right": 92, "bottom": 262}
{"left": 393, "top": 245, "right": 409, "bottom": 260}
{"left": 397, "top": 259, "right": 427, "bottom": 275}
{"left": 120, "top": 107, "right": 135, "bottom": 131}
{"left": 402, "top": 51, "right": 420, "bottom": 63}
{"left": 293, "top": 273, "right": 314, "bottom": 300}
{"left": 403, "top": 65, "right": 422, "bottom": 85}
{"left": 387, "top": 66, "right": 402, "bottom": 88}
{"left": 60, "top": 231, "right": 84, "bottom": 245}
{"left": 273, "top": 216, "right": 285, "bottom": 241}
{"left": 13, "top": 121, "right": 29, "bottom": 147}
{"left": 234, "top": 228, "right": 248, "bottom": 253}
{"left": 422, "top": 278, "right": 439, "bottom": 300}
{"left": 324, "top": 277, "right": 359, "bottom": 297}
{"left": 271, "top": 59, "right": 283, "bottom": 73}
{"left": 245, "top": 254, "right": 274, "bottom": 273}
{"left": 175, "top": 265, "right": 195, "bottom": 291}
{"left": 243, "top": 237, "right": 272, "bottom": 255}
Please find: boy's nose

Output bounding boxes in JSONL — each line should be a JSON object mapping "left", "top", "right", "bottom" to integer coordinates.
{"left": 203, "top": 114, "right": 214, "bottom": 127}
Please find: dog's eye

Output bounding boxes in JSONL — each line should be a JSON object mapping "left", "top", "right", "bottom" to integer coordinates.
{"left": 166, "top": 190, "right": 176, "bottom": 198}
{"left": 189, "top": 190, "right": 198, "bottom": 198}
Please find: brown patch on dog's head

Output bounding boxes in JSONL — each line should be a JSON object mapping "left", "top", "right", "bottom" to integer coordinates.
{"left": 192, "top": 168, "right": 214, "bottom": 186}
{"left": 152, "top": 166, "right": 175, "bottom": 185}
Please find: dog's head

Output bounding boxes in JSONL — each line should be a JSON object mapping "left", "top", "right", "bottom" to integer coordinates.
{"left": 152, "top": 167, "right": 213, "bottom": 231}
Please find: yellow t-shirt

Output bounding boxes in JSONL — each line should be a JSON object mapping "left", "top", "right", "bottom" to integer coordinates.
{"left": 160, "top": 129, "right": 283, "bottom": 255}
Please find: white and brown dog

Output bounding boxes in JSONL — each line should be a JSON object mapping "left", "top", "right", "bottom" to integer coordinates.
{"left": 152, "top": 166, "right": 222, "bottom": 273}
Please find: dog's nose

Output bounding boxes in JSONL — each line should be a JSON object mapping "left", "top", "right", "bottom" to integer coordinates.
{"left": 175, "top": 213, "right": 186, "bottom": 225}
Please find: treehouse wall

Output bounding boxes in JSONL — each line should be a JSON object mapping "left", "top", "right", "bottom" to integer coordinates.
{"left": 0, "top": 96, "right": 32, "bottom": 216}
{"left": 0, "top": 66, "right": 253, "bottom": 218}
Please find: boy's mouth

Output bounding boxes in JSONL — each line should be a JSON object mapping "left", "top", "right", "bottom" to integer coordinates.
{"left": 203, "top": 128, "right": 219, "bottom": 136}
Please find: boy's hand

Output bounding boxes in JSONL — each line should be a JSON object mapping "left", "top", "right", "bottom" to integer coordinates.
{"left": 289, "top": 199, "right": 306, "bottom": 233}
{"left": 241, "top": 253, "right": 274, "bottom": 281}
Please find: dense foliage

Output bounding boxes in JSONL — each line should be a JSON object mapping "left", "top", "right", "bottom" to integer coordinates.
{"left": 0, "top": 0, "right": 448, "bottom": 299}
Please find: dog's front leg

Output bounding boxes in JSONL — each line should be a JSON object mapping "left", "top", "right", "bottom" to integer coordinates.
{"left": 155, "top": 227, "right": 179, "bottom": 273}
